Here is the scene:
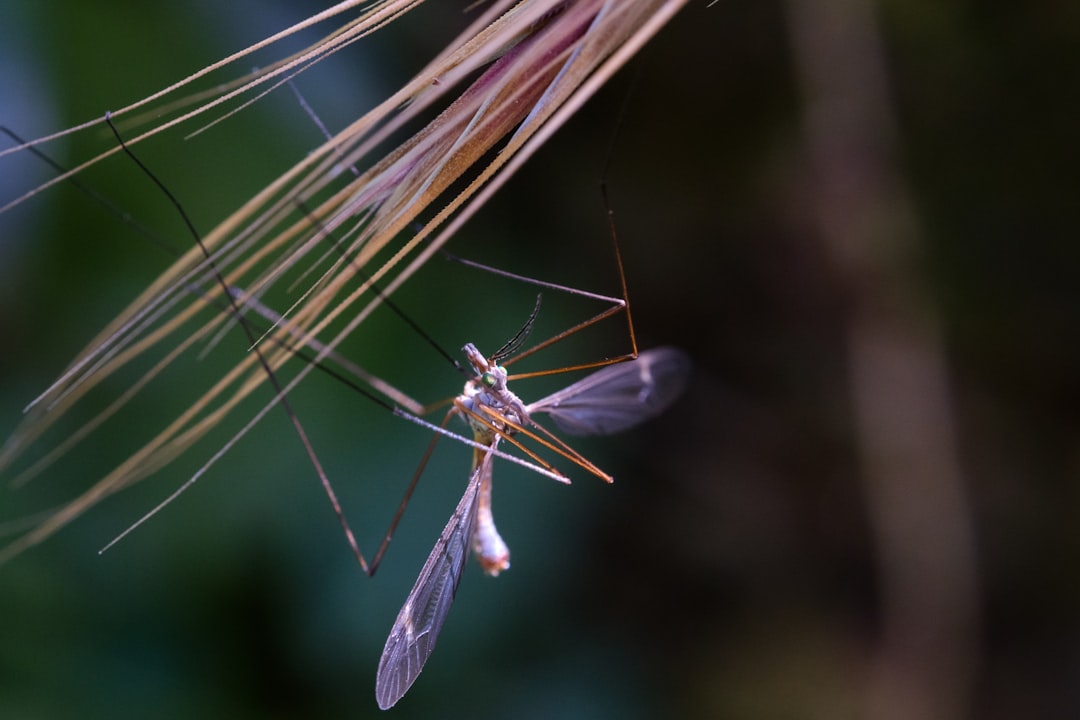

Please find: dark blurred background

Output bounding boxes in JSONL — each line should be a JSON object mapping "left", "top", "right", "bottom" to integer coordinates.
{"left": 2, "top": 1, "right": 1079, "bottom": 718}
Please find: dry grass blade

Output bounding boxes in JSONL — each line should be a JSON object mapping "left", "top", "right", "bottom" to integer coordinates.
{"left": 0, "top": 0, "right": 687, "bottom": 564}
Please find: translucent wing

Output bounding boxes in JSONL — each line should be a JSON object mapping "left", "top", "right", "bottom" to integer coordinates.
{"left": 527, "top": 347, "right": 691, "bottom": 436}
{"left": 374, "top": 448, "right": 494, "bottom": 710}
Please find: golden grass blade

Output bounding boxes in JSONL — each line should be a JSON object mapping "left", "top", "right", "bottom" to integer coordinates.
{"left": 0, "top": 1, "right": 425, "bottom": 212}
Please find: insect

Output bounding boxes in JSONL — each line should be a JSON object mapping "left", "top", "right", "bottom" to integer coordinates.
{"left": 375, "top": 337, "right": 690, "bottom": 708}
{"left": 4, "top": 105, "right": 690, "bottom": 713}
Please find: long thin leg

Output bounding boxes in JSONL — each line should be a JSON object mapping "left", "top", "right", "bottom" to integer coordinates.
{"left": 102, "top": 115, "right": 374, "bottom": 573}
{"left": 446, "top": 182, "right": 639, "bottom": 380}
{"left": 460, "top": 401, "right": 613, "bottom": 483}
{"left": 362, "top": 409, "right": 453, "bottom": 578}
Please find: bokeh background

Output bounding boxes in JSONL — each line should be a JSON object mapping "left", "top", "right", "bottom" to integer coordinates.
{"left": 2, "top": 1, "right": 1079, "bottom": 718}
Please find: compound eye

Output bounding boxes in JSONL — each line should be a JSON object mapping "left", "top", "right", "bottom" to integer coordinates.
{"left": 481, "top": 372, "right": 497, "bottom": 388}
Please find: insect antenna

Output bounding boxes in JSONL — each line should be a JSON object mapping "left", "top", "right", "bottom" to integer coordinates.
{"left": 491, "top": 293, "right": 542, "bottom": 364}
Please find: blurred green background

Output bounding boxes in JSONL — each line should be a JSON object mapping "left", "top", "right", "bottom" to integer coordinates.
{"left": 2, "top": 1, "right": 1079, "bottom": 718}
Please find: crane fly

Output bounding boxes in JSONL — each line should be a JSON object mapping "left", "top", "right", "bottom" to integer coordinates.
{"left": 375, "top": 341, "right": 690, "bottom": 709}
{"left": 3, "top": 115, "right": 691, "bottom": 711}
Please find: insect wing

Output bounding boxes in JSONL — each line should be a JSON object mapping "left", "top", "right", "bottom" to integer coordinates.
{"left": 528, "top": 347, "right": 691, "bottom": 436}
{"left": 374, "top": 449, "right": 494, "bottom": 709}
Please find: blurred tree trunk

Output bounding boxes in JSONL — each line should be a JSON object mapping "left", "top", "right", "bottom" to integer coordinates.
{"left": 787, "top": 1, "right": 980, "bottom": 718}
